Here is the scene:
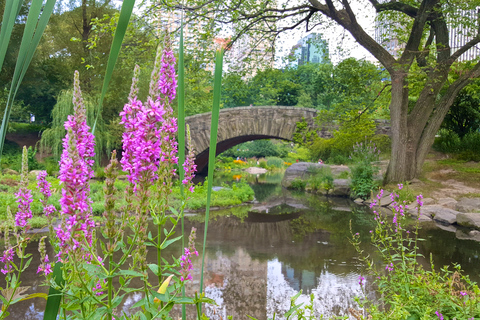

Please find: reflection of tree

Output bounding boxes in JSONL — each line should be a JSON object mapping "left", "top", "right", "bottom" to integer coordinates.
{"left": 250, "top": 183, "right": 281, "bottom": 202}
{"left": 418, "top": 227, "right": 480, "bottom": 282}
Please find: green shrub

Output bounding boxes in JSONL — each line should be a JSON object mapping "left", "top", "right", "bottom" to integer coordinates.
{"left": 307, "top": 166, "right": 334, "bottom": 193}
{"left": 327, "top": 152, "right": 349, "bottom": 165}
{"left": 461, "top": 131, "right": 480, "bottom": 152}
{"left": 266, "top": 157, "right": 284, "bottom": 168}
{"left": 258, "top": 159, "right": 268, "bottom": 169}
{"left": 433, "top": 129, "right": 461, "bottom": 153}
{"left": 370, "top": 134, "right": 391, "bottom": 153}
{"left": 290, "top": 178, "right": 306, "bottom": 190}
{"left": 349, "top": 140, "right": 380, "bottom": 200}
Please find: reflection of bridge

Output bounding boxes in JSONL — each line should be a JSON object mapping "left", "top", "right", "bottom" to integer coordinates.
{"left": 185, "top": 106, "right": 319, "bottom": 173}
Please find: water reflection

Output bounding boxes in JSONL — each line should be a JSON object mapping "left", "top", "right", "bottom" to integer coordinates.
{"left": 4, "top": 171, "right": 480, "bottom": 319}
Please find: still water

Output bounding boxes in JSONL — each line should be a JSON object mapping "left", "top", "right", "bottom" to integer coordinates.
{"left": 4, "top": 171, "right": 480, "bottom": 319}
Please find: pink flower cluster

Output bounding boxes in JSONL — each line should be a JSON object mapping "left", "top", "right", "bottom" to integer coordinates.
{"left": 92, "top": 279, "right": 106, "bottom": 296}
{"left": 57, "top": 71, "right": 96, "bottom": 258}
{"left": 37, "top": 255, "right": 53, "bottom": 275}
{"left": 14, "top": 188, "right": 33, "bottom": 227}
{"left": 180, "top": 228, "right": 198, "bottom": 282}
{"left": 36, "top": 171, "right": 56, "bottom": 217}
{"left": 0, "top": 248, "right": 14, "bottom": 274}
{"left": 120, "top": 97, "right": 166, "bottom": 187}
{"left": 120, "top": 41, "right": 180, "bottom": 189}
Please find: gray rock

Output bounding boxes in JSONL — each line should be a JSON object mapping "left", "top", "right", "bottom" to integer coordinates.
{"left": 418, "top": 214, "right": 433, "bottom": 222}
{"left": 456, "top": 212, "right": 480, "bottom": 230}
{"left": 437, "top": 197, "right": 457, "bottom": 209}
{"left": 282, "top": 162, "right": 325, "bottom": 188}
{"left": 329, "top": 165, "right": 350, "bottom": 177}
{"left": 456, "top": 229, "right": 480, "bottom": 242}
{"left": 330, "top": 179, "right": 350, "bottom": 197}
{"left": 2, "top": 168, "right": 19, "bottom": 175}
{"left": 28, "top": 170, "right": 45, "bottom": 178}
{"left": 455, "top": 198, "right": 480, "bottom": 213}
{"left": 379, "top": 194, "right": 394, "bottom": 207}
{"left": 435, "top": 222, "right": 457, "bottom": 233}
{"left": 354, "top": 198, "right": 364, "bottom": 204}
{"left": 422, "top": 198, "right": 435, "bottom": 205}
{"left": 420, "top": 205, "right": 460, "bottom": 224}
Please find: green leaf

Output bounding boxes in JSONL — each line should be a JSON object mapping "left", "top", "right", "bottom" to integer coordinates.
{"left": 284, "top": 303, "right": 304, "bottom": 319}
{"left": 161, "top": 235, "right": 183, "bottom": 249}
{"left": 43, "top": 262, "right": 65, "bottom": 320}
{"left": 0, "top": 0, "right": 22, "bottom": 71}
{"left": 0, "top": 0, "right": 56, "bottom": 160}
{"left": 148, "top": 264, "right": 159, "bottom": 275}
{"left": 199, "top": 48, "right": 224, "bottom": 314}
{"left": 117, "top": 269, "right": 144, "bottom": 278}
{"left": 132, "top": 297, "right": 147, "bottom": 309}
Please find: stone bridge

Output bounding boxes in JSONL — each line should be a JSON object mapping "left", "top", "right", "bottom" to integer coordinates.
{"left": 185, "top": 106, "right": 391, "bottom": 173}
{"left": 185, "top": 106, "right": 319, "bottom": 173}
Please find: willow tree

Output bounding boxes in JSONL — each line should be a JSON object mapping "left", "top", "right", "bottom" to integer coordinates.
{"left": 158, "top": 0, "right": 480, "bottom": 182}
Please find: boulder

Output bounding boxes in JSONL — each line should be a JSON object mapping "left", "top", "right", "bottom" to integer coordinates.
{"left": 354, "top": 198, "right": 364, "bottom": 204}
{"left": 455, "top": 198, "right": 480, "bottom": 213}
{"left": 456, "top": 212, "right": 480, "bottom": 230}
{"left": 2, "top": 168, "right": 19, "bottom": 175}
{"left": 330, "top": 179, "right": 350, "bottom": 197}
{"left": 434, "top": 222, "right": 457, "bottom": 233}
{"left": 437, "top": 197, "right": 457, "bottom": 209}
{"left": 418, "top": 213, "right": 433, "bottom": 222}
{"left": 28, "top": 170, "right": 45, "bottom": 178}
{"left": 245, "top": 167, "right": 268, "bottom": 174}
{"left": 422, "top": 198, "right": 435, "bottom": 206}
{"left": 456, "top": 229, "right": 480, "bottom": 242}
{"left": 282, "top": 162, "right": 324, "bottom": 188}
{"left": 420, "top": 205, "right": 460, "bottom": 224}
{"left": 378, "top": 194, "right": 394, "bottom": 207}
{"left": 329, "top": 165, "right": 350, "bottom": 177}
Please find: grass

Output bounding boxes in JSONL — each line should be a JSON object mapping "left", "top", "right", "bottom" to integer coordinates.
{"left": 0, "top": 172, "right": 255, "bottom": 229}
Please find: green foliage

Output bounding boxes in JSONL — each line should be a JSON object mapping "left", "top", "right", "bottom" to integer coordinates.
{"left": 287, "top": 145, "right": 311, "bottom": 162}
{"left": 308, "top": 111, "right": 377, "bottom": 163}
{"left": 433, "top": 130, "right": 480, "bottom": 161}
{"left": 289, "top": 178, "right": 306, "bottom": 191}
{"left": 349, "top": 140, "right": 381, "bottom": 200}
{"left": 40, "top": 90, "right": 106, "bottom": 163}
{"left": 220, "top": 139, "right": 281, "bottom": 159}
{"left": 352, "top": 189, "right": 480, "bottom": 320}
{"left": 306, "top": 166, "right": 334, "bottom": 193}
{"left": 442, "top": 88, "right": 480, "bottom": 138}
{"left": 266, "top": 157, "right": 284, "bottom": 168}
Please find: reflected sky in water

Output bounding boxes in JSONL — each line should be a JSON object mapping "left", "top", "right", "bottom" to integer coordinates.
{"left": 3, "top": 171, "right": 480, "bottom": 319}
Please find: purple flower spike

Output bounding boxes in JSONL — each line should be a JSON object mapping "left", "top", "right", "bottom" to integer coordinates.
{"left": 56, "top": 71, "right": 96, "bottom": 259}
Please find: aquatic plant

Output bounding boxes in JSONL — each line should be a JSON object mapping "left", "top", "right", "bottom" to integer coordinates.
{"left": 351, "top": 186, "right": 480, "bottom": 319}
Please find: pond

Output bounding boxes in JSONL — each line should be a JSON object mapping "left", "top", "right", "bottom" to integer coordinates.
{"left": 4, "top": 171, "right": 480, "bottom": 319}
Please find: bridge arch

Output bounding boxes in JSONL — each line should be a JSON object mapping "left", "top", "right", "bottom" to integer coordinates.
{"left": 185, "top": 106, "right": 319, "bottom": 173}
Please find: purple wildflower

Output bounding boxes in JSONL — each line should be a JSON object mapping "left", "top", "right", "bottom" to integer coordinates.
{"left": 358, "top": 276, "right": 365, "bottom": 286}
{"left": 385, "top": 263, "right": 394, "bottom": 272}
{"left": 398, "top": 183, "right": 403, "bottom": 190}
{"left": 0, "top": 248, "right": 14, "bottom": 275}
{"left": 37, "top": 171, "right": 56, "bottom": 217}
{"left": 435, "top": 311, "right": 444, "bottom": 320}
{"left": 180, "top": 228, "right": 198, "bottom": 282}
{"left": 14, "top": 188, "right": 33, "bottom": 228}
{"left": 56, "top": 71, "right": 96, "bottom": 259}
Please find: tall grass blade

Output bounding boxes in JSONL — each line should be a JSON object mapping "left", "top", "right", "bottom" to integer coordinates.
{"left": 199, "top": 47, "right": 224, "bottom": 314}
{"left": 43, "top": 262, "right": 65, "bottom": 320}
{"left": 177, "top": 10, "right": 187, "bottom": 320}
{"left": 0, "top": 0, "right": 56, "bottom": 161}
{"left": 0, "top": 0, "right": 23, "bottom": 71}
{"left": 92, "top": 0, "right": 136, "bottom": 134}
